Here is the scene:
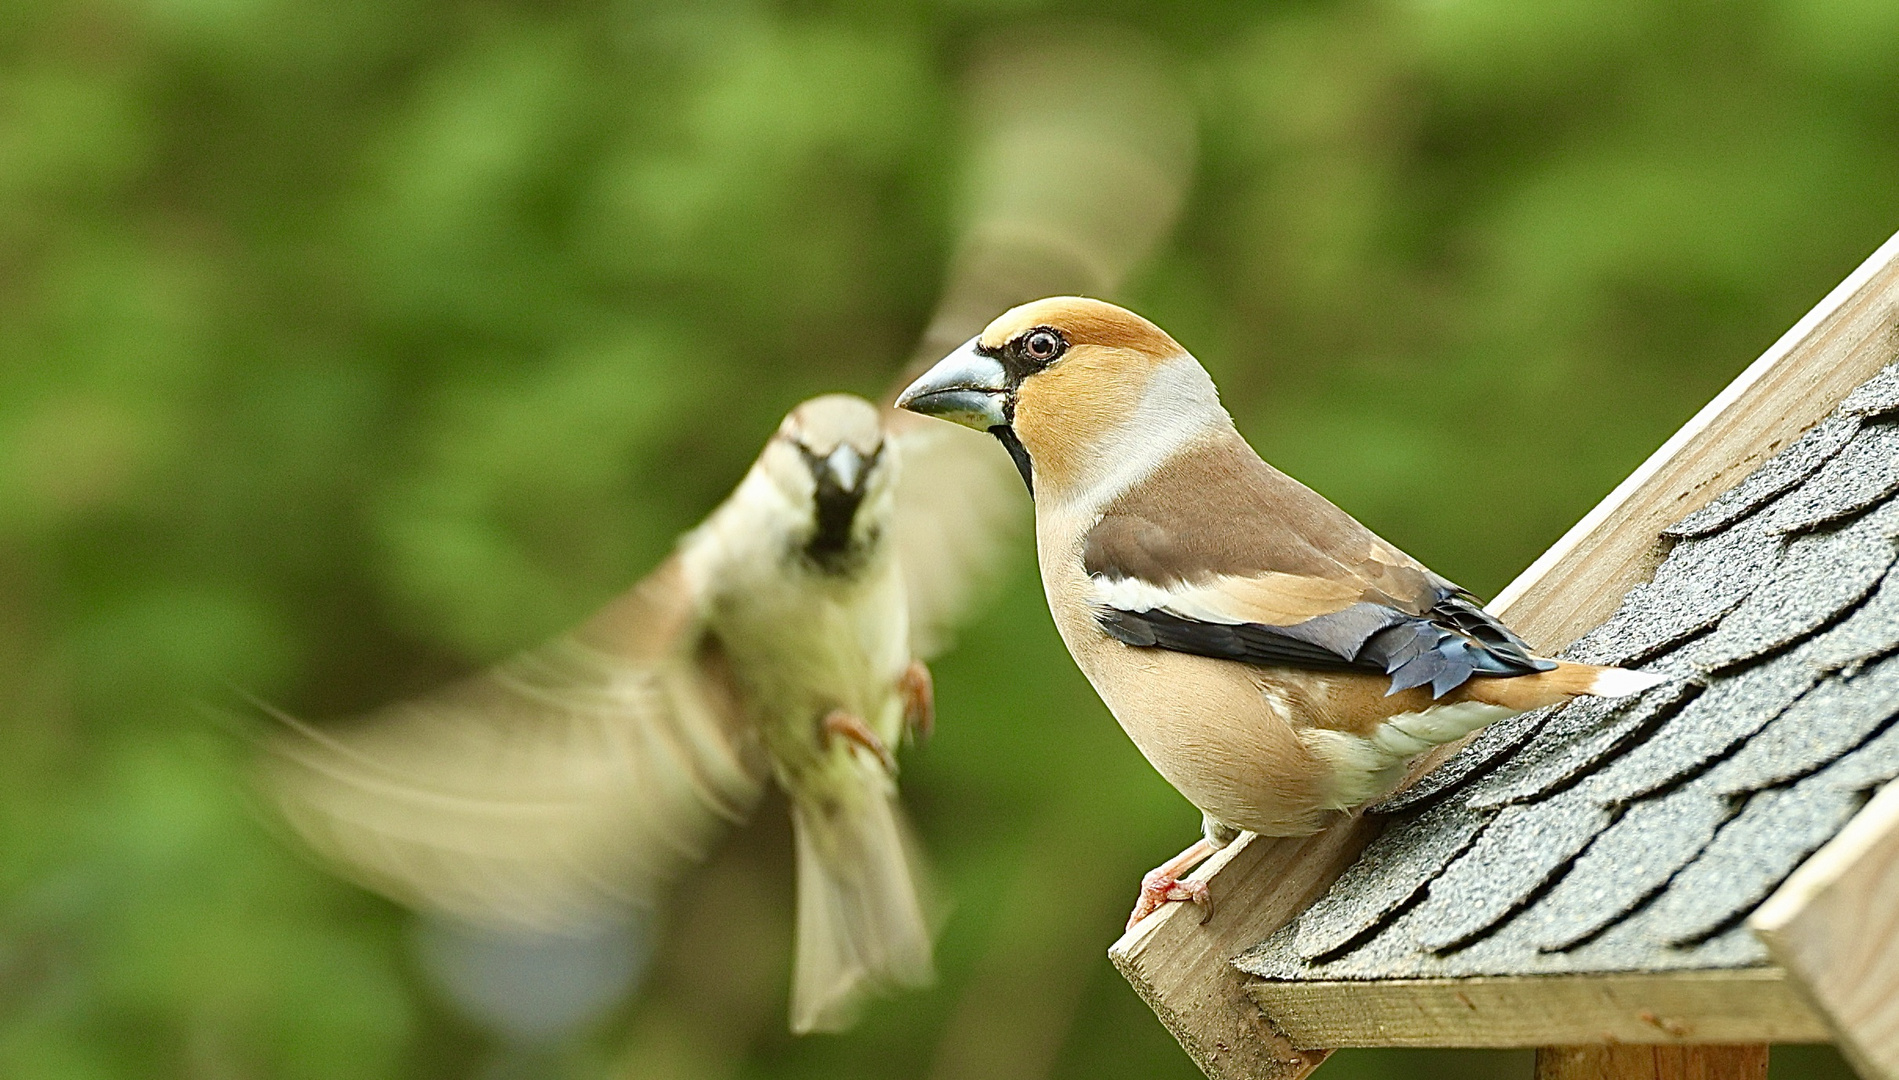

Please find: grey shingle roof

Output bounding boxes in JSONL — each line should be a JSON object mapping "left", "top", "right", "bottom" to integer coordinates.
{"left": 1238, "top": 361, "right": 1899, "bottom": 984}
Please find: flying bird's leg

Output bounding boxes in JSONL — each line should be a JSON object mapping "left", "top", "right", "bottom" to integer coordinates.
{"left": 822, "top": 709, "right": 898, "bottom": 774}
{"left": 898, "top": 660, "right": 933, "bottom": 743}
{"left": 1126, "top": 839, "right": 1216, "bottom": 931}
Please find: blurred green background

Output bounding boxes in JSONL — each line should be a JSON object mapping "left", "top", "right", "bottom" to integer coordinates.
{"left": 3, "top": 0, "right": 1897, "bottom": 1078}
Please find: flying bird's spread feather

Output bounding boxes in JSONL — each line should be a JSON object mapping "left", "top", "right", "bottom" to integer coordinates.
{"left": 887, "top": 415, "right": 1025, "bottom": 658}
{"left": 266, "top": 396, "right": 944, "bottom": 1034}
{"left": 263, "top": 555, "right": 764, "bottom": 934}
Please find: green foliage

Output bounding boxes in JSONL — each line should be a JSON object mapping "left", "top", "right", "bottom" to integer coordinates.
{"left": 1, "top": 1, "right": 1891, "bottom": 1078}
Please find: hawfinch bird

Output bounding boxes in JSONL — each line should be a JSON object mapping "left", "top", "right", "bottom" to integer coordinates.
{"left": 897, "top": 297, "right": 1668, "bottom": 928}
{"left": 265, "top": 393, "right": 1010, "bottom": 1034}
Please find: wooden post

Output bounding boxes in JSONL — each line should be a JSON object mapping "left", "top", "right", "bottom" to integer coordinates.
{"left": 1532, "top": 1045, "right": 1768, "bottom": 1080}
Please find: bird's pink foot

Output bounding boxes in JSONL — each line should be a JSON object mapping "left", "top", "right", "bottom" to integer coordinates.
{"left": 1126, "top": 839, "right": 1217, "bottom": 931}
{"left": 899, "top": 660, "right": 934, "bottom": 743}
{"left": 822, "top": 709, "right": 897, "bottom": 774}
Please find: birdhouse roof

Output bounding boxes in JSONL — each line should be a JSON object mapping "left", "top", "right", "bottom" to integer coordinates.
{"left": 1239, "top": 361, "right": 1899, "bottom": 987}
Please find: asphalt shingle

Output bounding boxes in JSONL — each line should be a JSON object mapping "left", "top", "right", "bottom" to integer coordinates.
{"left": 1688, "top": 515, "right": 1897, "bottom": 671}
{"left": 1841, "top": 361, "right": 1899, "bottom": 419}
{"left": 1818, "top": 716, "right": 1899, "bottom": 791}
{"left": 1560, "top": 910, "right": 1768, "bottom": 974}
{"left": 1565, "top": 522, "right": 1784, "bottom": 665}
{"left": 1651, "top": 780, "right": 1866, "bottom": 945}
{"left": 1577, "top": 649, "right": 1822, "bottom": 805}
{"left": 1244, "top": 364, "right": 1899, "bottom": 988}
{"left": 1518, "top": 782, "right": 1734, "bottom": 952}
{"left": 1703, "top": 652, "right": 1899, "bottom": 794}
{"left": 1290, "top": 799, "right": 1494, "bottom": 960}
{"left": 1466, "top": 681, "right": 1696, "bottom": 810}
{"left": 1801, "top": 566, "right": 1899, "bottom": 674}
{"left": 1664, "top": 413, "right": 1860, "bottom": 540}
{"left": 1760, "top": 421, "right": 1899, "bottom": 536}
{"left": 1407, "top": 791, "right": 1611, "bottom": 952}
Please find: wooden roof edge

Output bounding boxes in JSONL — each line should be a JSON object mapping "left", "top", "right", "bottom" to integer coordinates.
{"left": 1110, "top": 823, "right": 1373, "bottom": 1080}
{"left": 1110, "top": 226, "right": 1899, "bottom": 1080}
{"left": 1244, "top": 968, "right": 1828, "bottom": 1050}
{"left": 1752, "top": 779, "right": 1899, "bottom": 1080}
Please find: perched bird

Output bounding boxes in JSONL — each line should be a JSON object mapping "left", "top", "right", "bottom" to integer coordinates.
{"left": 897, "top": 297, "right": 1669, "bottom": 929}
{"left": 265, "top": 393, "right": 983, "bottom": 1033}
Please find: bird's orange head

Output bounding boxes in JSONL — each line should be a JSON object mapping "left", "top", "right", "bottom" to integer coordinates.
{"left": 897, "top": 297, "right": 1220, "bottom": 501}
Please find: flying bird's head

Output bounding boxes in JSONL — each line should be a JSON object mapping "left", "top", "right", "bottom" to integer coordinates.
{"left": 759, "top": 394, "right": 896, "bottom": 574}
{"left": 895, "top": 297, "right": 1225, "bottom": 504}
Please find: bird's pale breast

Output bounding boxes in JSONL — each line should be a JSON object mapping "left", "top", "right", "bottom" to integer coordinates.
{"left": 1039, "top": 521, "right": 1346, "bottom": 835}
{"left": 710, "top": 552, "right": 910, "bottom": 781}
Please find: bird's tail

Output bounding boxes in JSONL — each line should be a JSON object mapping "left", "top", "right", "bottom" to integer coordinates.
{"left": 1461, "top": 660, "right": 1671, "bottom": 712}
{"left": 1319, "top": 659, "right": 1672, "bottom": 811}
{"left": 787, "top": 780, "right": 936, "bottom": 1033}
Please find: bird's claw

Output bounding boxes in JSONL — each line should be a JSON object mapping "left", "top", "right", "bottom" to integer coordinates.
{"left": 899, "top": 660, "right": 934, "bottom": 743}
{"left": 823, "top": 709, "right": 898, "bottom": 774}
{"left": 1126, "top": 871, "right": 1212, "bottom": 931}
{"left": 1124, "top": 837, "right": 1219, "bottom": 931}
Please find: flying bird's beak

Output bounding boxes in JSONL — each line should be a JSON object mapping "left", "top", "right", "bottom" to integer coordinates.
{"left": 896, "top": 338, "right": 1009, "bottom": 432}
{"left": 817, "top": 444, "right": 866, "bottom": 495}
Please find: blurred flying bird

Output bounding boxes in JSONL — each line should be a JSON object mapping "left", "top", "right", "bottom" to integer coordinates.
{"left": 270, "top": 393, "right": 957, "bottom": 1032}
{"left": 897, "top": 297, "right": 1669, "bottom": 929}
{"left": 263, "top": 35, "right": 1195, "bottom": 1036}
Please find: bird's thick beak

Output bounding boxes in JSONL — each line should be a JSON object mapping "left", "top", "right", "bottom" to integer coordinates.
{"left": 895, "top": 338, "right": 1009, "bottom": 432}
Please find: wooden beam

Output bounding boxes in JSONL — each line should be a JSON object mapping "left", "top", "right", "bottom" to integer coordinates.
{"left": 1109, "top": 227, "right": 1899, "bottom": 1079}
{"left": 1532, "top": 1044, "right": 1768, "bottom": 1080}
{"left": 1752, "top": 780, "right": 1899, "bottom": 1080}
{"left": 1245, "top": 969, "right": 1826, "bottom": 1049}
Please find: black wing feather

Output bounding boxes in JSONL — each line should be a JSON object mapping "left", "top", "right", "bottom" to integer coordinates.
{"left": 1095, "top": 586, "right": 1554, "bottom": 699}
{"left": 1096, "top": 607, "right": 1365, "bottom": 670}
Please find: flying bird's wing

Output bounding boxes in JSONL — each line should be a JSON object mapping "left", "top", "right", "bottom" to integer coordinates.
{"left": 261, "top": 553, "right": 768, "bottom": 933}
{"left": 886, "top": 415, "right": 1025, "bottom": 658}
{"left": 889, "top": 30, "right": 1196, "bottom": 656}
{"left": 1082, "top": 438, "right": 1551, "bottom": 698}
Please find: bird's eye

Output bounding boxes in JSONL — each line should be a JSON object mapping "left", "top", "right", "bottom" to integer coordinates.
{"left": 1021, "top": 328, "right": 1065, "bottom": 364}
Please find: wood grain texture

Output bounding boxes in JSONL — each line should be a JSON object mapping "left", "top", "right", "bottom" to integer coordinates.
{"left": 1109, "top": 825, "right": 1376, "bottom": 1080}
{"left": 1246, "top": 969, "right": 1824, "bottom": 1049}
{"left": 1752, "top": 779, "right": 1899, "bottom": 1080}
{"left": 1106, "top": 230, "right": 1899, "bottom": 1079}
{"left": 1532, "top": 1044, "right": 1769, "bottom": 1080}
